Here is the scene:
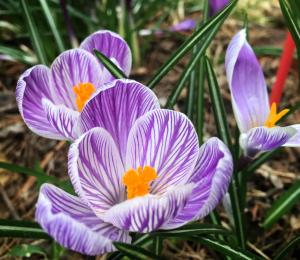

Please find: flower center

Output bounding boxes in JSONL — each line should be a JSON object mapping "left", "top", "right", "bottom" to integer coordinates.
{"left": 73, "top": 82, "right": 96, "bottom": 112}
{"left": 264, "top": 102, "right": 289, "bottom": 128}
{"left": 122, "top": 166, "right": 157, "bottom": 199}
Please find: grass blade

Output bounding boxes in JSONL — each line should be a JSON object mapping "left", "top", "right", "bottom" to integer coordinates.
{"left": 274, "top": 235, "right": 300, "bottom": 260}
{"left": 20, "top": 0, "right": 48, "bottom": 64}
{"left": 93, "top": 49, "right": 127, "bottom": 79}
{"left": 113, "top": 242, "right": 158, "bottom": 260}
{"left": 0, "top": 45, "right": 37, "bottom": 64}
{"left": 0, "top": 220, "right": 49, "bottom": 239}
{"left": 262, "top": 180, "right": 300, "bottom": 229}
{"left": 39, "top": 0, "right": 66, "bottom": 53}
{"left": 147, "top": 0, "right": 237, "bottom": 89}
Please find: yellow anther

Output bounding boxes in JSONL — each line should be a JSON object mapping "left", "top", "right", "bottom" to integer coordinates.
{"left": 73, "top": 82, "right": 96, "bottom": 112}
{"left": 264, "top": 102, "right": 289, "bottom": 128}
{"left": 123, "top": 166, "right": 157, "bottom": 199}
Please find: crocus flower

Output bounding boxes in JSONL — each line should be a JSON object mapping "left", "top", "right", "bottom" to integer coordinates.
{"left": 225, "top": 29, "right": 300, "bottom": 157}
{"left": 16, "top": 30, "right": 132, "bottom": 141}
{"left": 36, "top": 80, "right": 233, "bottom": 255}
{"left": 209, "top": 0, "right": 229, "bottom": 16}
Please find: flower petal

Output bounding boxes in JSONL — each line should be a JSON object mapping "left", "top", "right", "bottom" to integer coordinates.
{"left": 80, "top": 30, "right": 132, "bottom": 79}
{"left": 50, "top": 49, "right": 102, "bottom": 110}
{"left": 225, "top": 29, "right": 270, "bottom": 133}
{"left": 78, "top": 79, "right": 160, "bottom": 163}
{"left": 68, "top": 127, "right": 125, "bottom": 217}
{"left": 102, "top": 184, "right": 194, "bottom": 232}
{"left": 209, "top": 0, "right": 229, "bottom": 16}
{"left": 283, "top": 124, "right": 300, "bottom": 147}
{"left": 42, "top": 99, "right": 79, "bottom": 140}
{"left": 241, "top": 126, "right": 296, "bottom": 157}
{"left": 16, "top": 65, "right": 65, "bottom": 139}
{"left": 36, "top": 184, "right": 130, "bottom": 256}
{"left": 162, "top": 138, "right": 233, "bottom": 229}
{"left": 126, "top": 110, "right": 199, "bottom": 194}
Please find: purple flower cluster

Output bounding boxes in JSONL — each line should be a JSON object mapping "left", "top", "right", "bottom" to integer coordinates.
{"left": 16, "top": 30, "right": 233, "bottom": 255}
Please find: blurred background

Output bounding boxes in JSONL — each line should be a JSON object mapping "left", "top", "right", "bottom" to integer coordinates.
{"left": 0, "top": 0, "right": 300, "bottom": 259}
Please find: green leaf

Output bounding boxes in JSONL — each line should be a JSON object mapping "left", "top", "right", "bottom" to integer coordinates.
{"left": 0, "top": 220, "right": 50, "bottom": 239}
{"left": 0, "top": 45, "right": 37, "bottom": 64}
{"left": 93, "top": 49, "right": 127, "bottom": 79}
{"left": 197, "top": 236, "right": 260, "bottom": 260}
{"left": 113, "top": 242, "right": 159, "bottom": 260}
{"left": 262, "top": 180, "right": 300, "bottom": 229}
{"left": 153, "top": 223, "right": 232, "bottom": 237}
{"left": 8, "top": 244, "right": 47, "bottom": 259}
{"left": 20, "top": 0, "right": 48, "bottom": 64}
{"left": 147, "top": 0, "right": 237, "bottom": 89}
{"left": 274, "top": 235, "right": 300, "bottom": 260}
{"left": 165, "top": 21, "right": 222, "bottom": 109}
{"left": 206, "top": 56, "right": 246, "bottom": 249}
{"left": 39, "top": 0, "right": 65, "bottom": 53}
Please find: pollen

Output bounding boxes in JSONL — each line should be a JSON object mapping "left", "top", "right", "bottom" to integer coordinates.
{"left": 122, "top": 166, "right": 157, "bottom": 199}
{"left": 73, "top": 82, "right": 96, "bottom": 112}
{"left": 264, "top": 102, "right": 289, "bottom": 128}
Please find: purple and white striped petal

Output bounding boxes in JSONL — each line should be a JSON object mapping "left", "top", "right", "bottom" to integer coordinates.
{"left": 102, "top": 184, "right": 194, "bottom": 232}
{"left": 50, "top": 49, "right": 102, "bottom": 110}
{"left": 126, "top": 110, "right": 199, "bottom": 195}
{"left": 80, "top": 30, "right": 132, "bottom": 80}
{"left": 16, "top": 65, "right": 65, "bottom": 139}
{"left": 225, "top": 29, "right": 270, "bottom": 133}
{"left": 42, "top": 99, "right": 79, "bottom": 140}
{"left": 68, "top": 127, "right": 125, "bottom": 217}
{"left": 283, "top": 124, "right": 300, "bottom": 147}
{"left": 78, "top": 79, "right": 160, "bottom": 162}
{"left": 162, "top": 138, "right": 233, "bottom": 229}
{"left": 36, "top": 184, "right": 131, "bottom": 256}
{"left": 209, "top": 0, "right": 229, "bottom": 16}
{"left": 241, "top": 126, "right": 296, "bottom": 157}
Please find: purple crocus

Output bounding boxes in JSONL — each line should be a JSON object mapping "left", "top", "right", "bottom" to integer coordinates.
{"left": 209, "top": 0, "right": 229, "bottom": 16}
{"left": 16, "top": 30, "right": 131, "bottom": 141}
{"left": 35, "top": 80, "right": 233, "bottom": 255}
{"left": 225, "top": 29, "right": 300, "bottom": 157}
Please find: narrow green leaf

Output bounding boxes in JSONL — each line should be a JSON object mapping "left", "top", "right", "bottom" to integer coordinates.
{"left": 153, "top": 236, "right": 163, "bottom": 256}
{"left": 93, "top": 49, "right": 127, "bottom": 79}
{"left": 113, "top": 242, "right": 158, "bottom": 260}
{"left": 0, "top": 45, "right": 37, "bottom": 64}
{"left": 8, "top": 244, "right": 47, "bottom": 258}
{"left": 274, "top": 235, "right": 300, "bottom": 260}
{"left": 262, "top": 180, "right": 300, "bottom": 229}
{"left": 165, "top": 21, "right": 222, "bottom": 109}
{"left": 39, "top": 0, "right": 65, "bottom": 53}
{"left": 197, "top": 236, "right": 260, "bottom": 260}
{"left": 0, "top": 220, "right": 50, "bottom": 239}
{"left": 147, "top": 0, "right": 237, "bottom": 89}
{"left": 20, "top": 0, "right": 48, "bottom": 64}
{"left": 153, "top": 223, "right": 232, "bottom": 237}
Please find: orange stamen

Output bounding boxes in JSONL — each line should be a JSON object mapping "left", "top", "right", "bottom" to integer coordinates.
{"left": 122, "top": 166, "right": 157, "bottom": 199}
{"left": 73, "top": 82, "right": 96, "bottom": 112}
{"left": 264, "top": 102, "right": 289, "bottom": 128}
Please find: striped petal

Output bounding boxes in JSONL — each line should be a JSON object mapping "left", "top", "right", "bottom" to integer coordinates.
{"left": 209, "top": 0, "right": 229, "bottom": 16}
{"left": 42, "top": 99, "right": 79, "bottom": 140}
{"left": 162, "top": 138, "right": 233, "bottom": 229}
{"left": 283, "top": 124, "right": 300, "bottom": 147}
{"left": 50, "top": 49, "right": 102, "bottom": 110}
{"left": 80, "top": 30, "right": 132, "bottom": 80}
{"left": 68, "top": 127, "right": 125, "bottom": 217}
{"left": 126, "top": 110, "right": 199, "bottom": 195}
{"left": 241, "top": 126, "right": 296, "bottom": 157}
{"left": 16, "top": 65, "right": 65, "bottom": 139}
{"left": 36, "top": 184, "right": 130, "bottom": 256}
{"left": 225, "top": 29, "right": 270, "bottom": 133}
{"left": 102, "top": 184, "right": 194, "bottom": 232}
{"left": 78, "top": 79, "right": 160, "bottom": 163}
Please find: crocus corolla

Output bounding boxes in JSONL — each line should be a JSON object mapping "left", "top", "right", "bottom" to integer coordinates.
{"left": 16, "top": 30, "right": 131, "bottom": 141}
{"left": 226, "top": 29, "right": 300, "bottom": 157}
{"left": 36, "top": 80, "right": 233, "bottom": 255}
{"left": 209, "top": 0, "right": 229, "bottom": 16}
